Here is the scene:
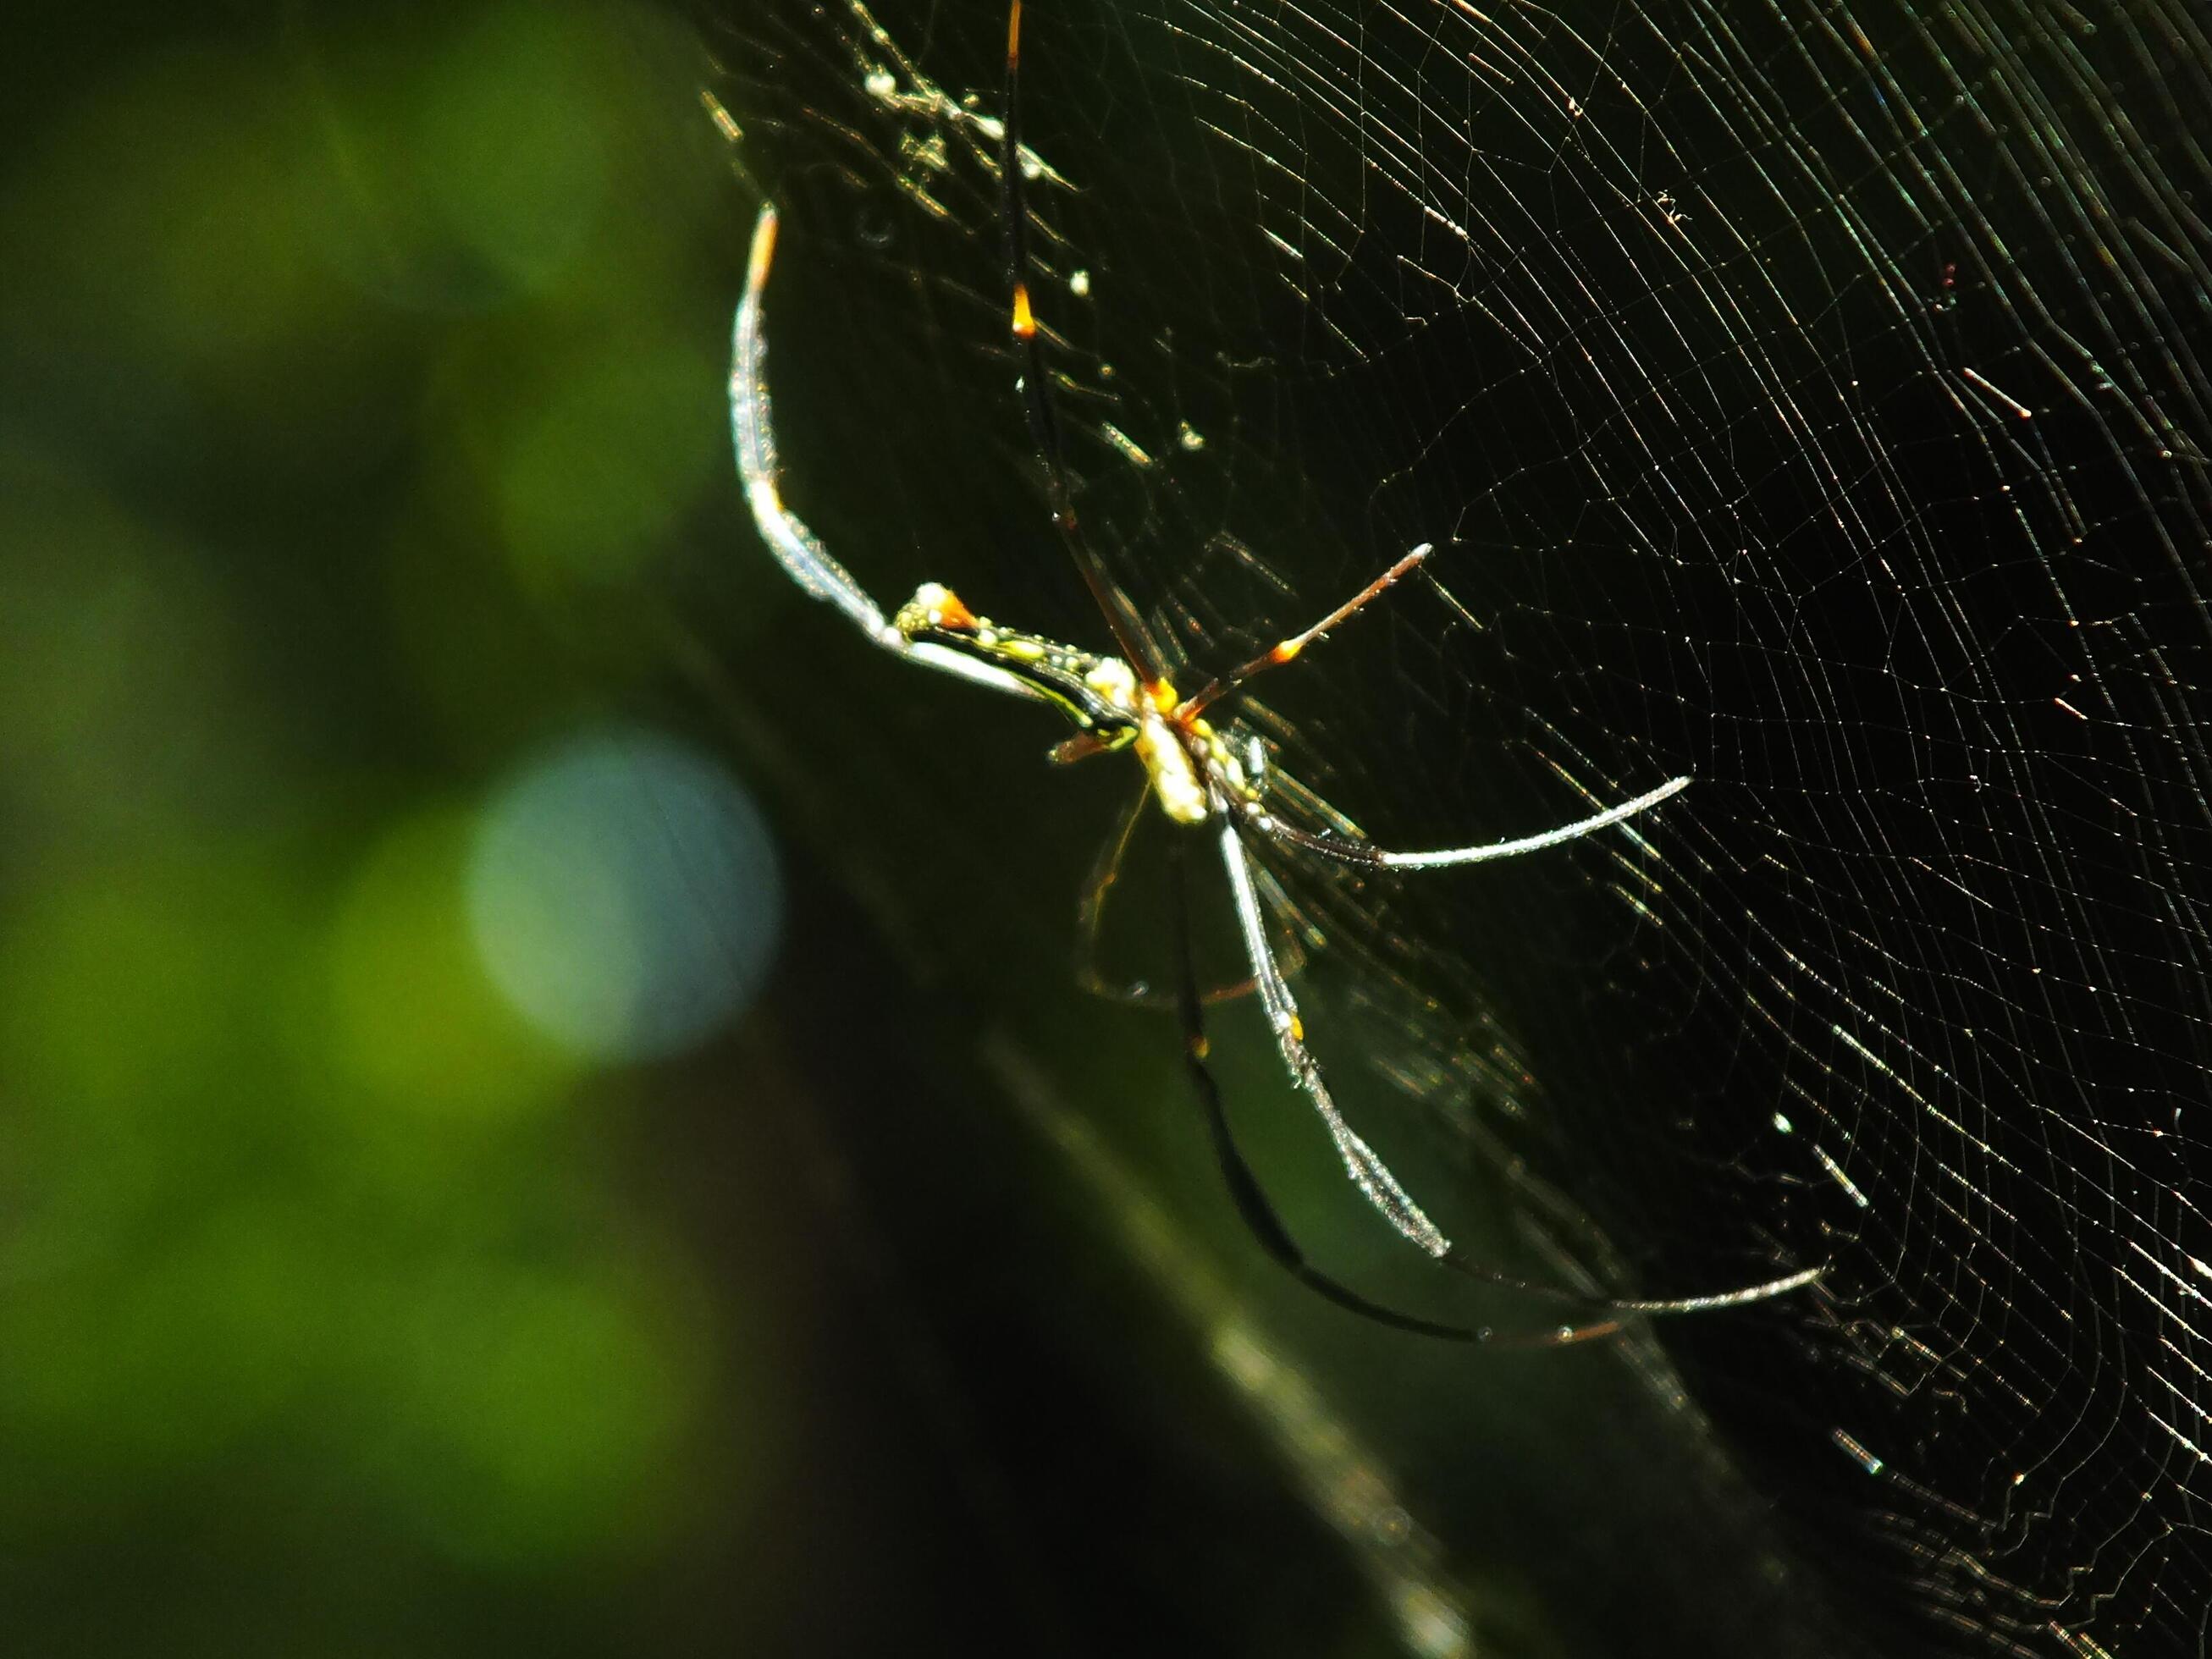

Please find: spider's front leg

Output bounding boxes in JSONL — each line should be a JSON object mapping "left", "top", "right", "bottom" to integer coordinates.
{"left": 735, "top": 209, "right": 1074, "bottom": 719}
{"left": 731, "top": 205, "right": 907, "bottom": 653}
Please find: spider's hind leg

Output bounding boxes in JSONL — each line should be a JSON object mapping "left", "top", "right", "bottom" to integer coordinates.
{"left": 1164, "top": 831, "right": 1501, "bottom": 1342}
{"left": 1078, "top": 781, "right": 1266, "bottom": 1008}
{"left": 1209, "top": 796, "right": 1823, "bottom": 1325}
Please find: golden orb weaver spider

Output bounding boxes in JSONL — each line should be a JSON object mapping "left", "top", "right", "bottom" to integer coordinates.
{"left": 729, "top": 0, "right": 1820, "bottom": 1342}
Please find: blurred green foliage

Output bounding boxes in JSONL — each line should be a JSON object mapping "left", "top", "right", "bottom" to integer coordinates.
{"left": 0, "top": 3, "right": 764, "bottom": 1649}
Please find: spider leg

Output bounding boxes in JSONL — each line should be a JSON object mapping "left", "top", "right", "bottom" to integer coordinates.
{"left": 1078, "top": 779, "right": 1263, "bottom": 1008}
{"left": 1214, "top": 800, "right": 1458, "bottom": 1258}
{"left": 736, "top": 207, "right": 1062, "bottom": 713}
{"left": 1255, "top": 752, "right": 1371, "bottom": 848}
{"left": 1214, "top": 796, "right": 1823, "bottom": 1315}
{"left": 1078, "top": 779, "right": 1170, "bottom": 1005}
{"left": 1077, "top": 778, "right": 1164, "bottom": 1002}
{"left": 1001, "top": 0, "right": 1168, "bottom": 686}
{"left": 1165, "top": 832, "right": 1508, "bottom": 1342}
{"left": 1249, "top": 774, "right": 1694, "bottom": 871}
{"left": 732, "top": 207, "right": 906, "bottom": 651}
{"left": 1179, "top": 543, "right": 1432, "bottom": 719}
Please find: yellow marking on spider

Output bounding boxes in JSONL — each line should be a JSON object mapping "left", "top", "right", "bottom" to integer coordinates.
{"left": 1271, "top": 637, "right": 1303, "bottom": 664}
{"left": 746, "top": 207, "right": 780, "bottom": 295}
{"left": 1012, "top": 281, "right": 1036, "bottom": 340}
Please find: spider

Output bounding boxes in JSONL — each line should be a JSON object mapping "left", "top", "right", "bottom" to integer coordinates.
{"left": 726, "top": 0, "right": 1819, "bottom": 1343}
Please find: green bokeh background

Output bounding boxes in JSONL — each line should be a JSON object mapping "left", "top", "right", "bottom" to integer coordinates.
{"left": 0, "top": 6, "right": 1866, "bottom": 1655}
{"left": 3, "top": 6, "right": 770, "bottom": 1650}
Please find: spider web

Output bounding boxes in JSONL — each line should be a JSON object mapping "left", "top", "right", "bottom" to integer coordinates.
{"left": 709, "top": 2, "right": 2212, "bottom": 1653}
